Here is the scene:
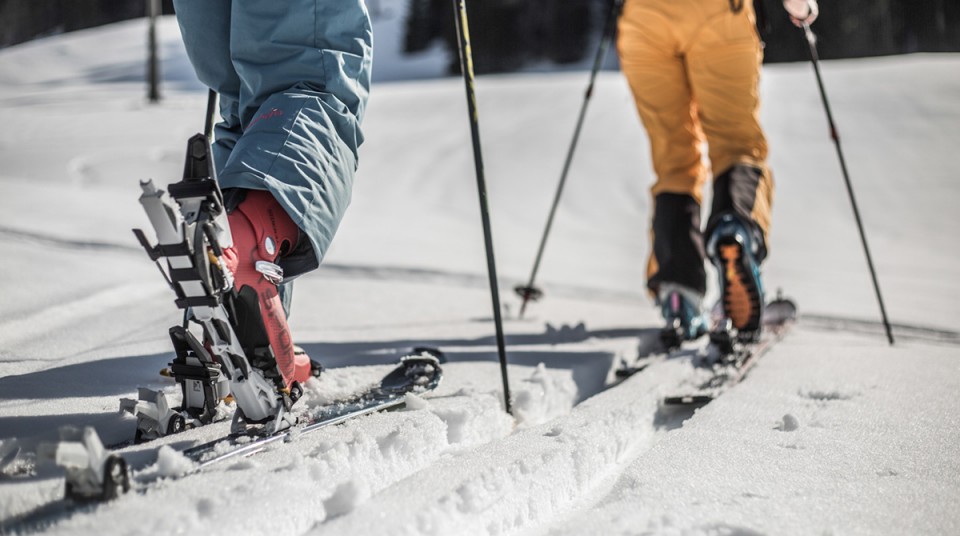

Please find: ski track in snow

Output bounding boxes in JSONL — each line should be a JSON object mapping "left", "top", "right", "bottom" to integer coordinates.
{"left": 313, "top": 359, "right": 693, "bottom": 536}
{"left": 2, "top": 5, "right": 960, "bottom": 536}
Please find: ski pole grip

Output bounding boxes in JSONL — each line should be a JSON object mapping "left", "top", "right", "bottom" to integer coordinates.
{"left": 803, "top": 23, "right": 816, "bottom": 46}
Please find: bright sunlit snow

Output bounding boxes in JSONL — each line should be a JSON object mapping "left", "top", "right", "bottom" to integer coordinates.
{"left": 1, "top": 5, "right": 959, "bottom": 536}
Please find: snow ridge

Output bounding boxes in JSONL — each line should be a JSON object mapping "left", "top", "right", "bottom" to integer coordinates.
{"left": 316, "top": 359, "right": 691, "bottom": 535}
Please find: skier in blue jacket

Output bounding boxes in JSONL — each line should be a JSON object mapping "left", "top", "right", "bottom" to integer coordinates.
{"left": 173, "top": 0, "right": 372, "bottom": 389}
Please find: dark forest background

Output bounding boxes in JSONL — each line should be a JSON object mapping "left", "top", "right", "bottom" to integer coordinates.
{"left": 1, "top": 0, "right": 958, "bottom": 73}
{"left": 0, "top": 0, "right": 174, "bottom": 48}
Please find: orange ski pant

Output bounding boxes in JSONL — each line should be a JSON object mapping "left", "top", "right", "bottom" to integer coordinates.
{"left": 618, "top": 0, "right": 774, "bottom": 294}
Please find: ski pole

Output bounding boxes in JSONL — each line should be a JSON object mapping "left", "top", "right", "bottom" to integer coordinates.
{"left": 801, "top": 23, "right": 894, "bottom": 345}
{"left": 177, "top": 89, "right": 221, "bottom": 330}
{"left": 204, "top": 89, "right": 218, "bottom": 142}
{"left": 451, "top": 0, "right": 514, "bottom": 414}
{"left": 514, "top": 0, "right": 624, "bottom": 318}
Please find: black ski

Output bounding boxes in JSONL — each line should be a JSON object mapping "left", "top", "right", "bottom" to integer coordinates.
{"left": 184, "top": 350, "right": 443, "bottom": 466}
{"left": 614, "top": 336, "right": 677, "bottom": 379}
{"left": 614, "top": 323, "right": 713, "bottom": 380}
{"left": 662, "top": 297, "right": 797, "bottom": 405}
{"left": 0, "top": 351, "right": 443, "bottom": 534}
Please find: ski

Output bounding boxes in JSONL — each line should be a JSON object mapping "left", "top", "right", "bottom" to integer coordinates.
{"left": 615, "top": 356, "right": 658, "bottom": 379}
{"left": 614, "top": 337, "right": 676, "bottom": 379}
{"left": 662, "top": 296, "right": 797, "bottom": 406}
{"left": 614, "top": 320, "right": 718, "bottom": 381}
{"left": 184, "top": 350, "right": 443, "bottom": 467}
{"left": 125, "top": 132, "right": 327, "bottom": 445}
{"left": 0, "top": 351, "right": 443, "bottom": 534}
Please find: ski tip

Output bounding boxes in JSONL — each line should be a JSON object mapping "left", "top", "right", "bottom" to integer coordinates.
{"left": 411, "top": 346, "right": 446, "bottom": 364}
{"left": 768, "top": 289, "right": 798, "bottom": 311}
{"left": 615, "top": 359, "right": 653, "bottom": 379}
{"left": 767, "top": 297, "right": 798, "bottom": 310}
{"left": 765, "top": 294, "right": 799, "bottom": 326}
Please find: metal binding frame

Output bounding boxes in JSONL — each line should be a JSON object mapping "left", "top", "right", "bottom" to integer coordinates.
{"left": 127, "top": 134, "right": 294, "bottom": 440}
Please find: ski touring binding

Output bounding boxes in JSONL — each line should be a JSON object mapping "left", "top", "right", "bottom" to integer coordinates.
{"left": 36, "top": 426, "right": 130, "bottom": 502}
{"left": 120, "top": 386, "right": 201, "bottom": 443}
{"left": 129, "top": 133, "right": 296, "bottom": 442}
{"left": 663, "top": 292, "right": 797, "bottom": 406}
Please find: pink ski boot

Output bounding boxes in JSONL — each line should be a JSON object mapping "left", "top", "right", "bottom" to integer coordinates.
{"left": 222, "top": 190, "right": 313, "bottom": 392}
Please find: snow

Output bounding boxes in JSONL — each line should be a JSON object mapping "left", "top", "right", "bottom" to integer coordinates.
{"left": 152, "top": 445, "right": 194, "bottom": 478}
{"left": 1, "top": 4, "right": 960, "bottom": 535}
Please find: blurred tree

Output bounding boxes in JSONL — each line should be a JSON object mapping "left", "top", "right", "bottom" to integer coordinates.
{"left": 404, "top": 0, "right": 444, "bottom": 53}
{"left": 525, "top": 0, "right": 594, "bottom": 65}
{"left": 2, "top": 0, "right": 958, "bottom": 68}
{"left": 0, "top": 0, "right": 175, "bottom": 48}
{"left": 452, "top": 0, "right": 531, "bottom": 74}
{"left": 404, "top": 0, "right": 958, "bottom": 72}
{"left": 761, "top": 0, "right": 960, "bottom": 62}
{"left": 414, "top": 0, "right": 595, "bottom": 74}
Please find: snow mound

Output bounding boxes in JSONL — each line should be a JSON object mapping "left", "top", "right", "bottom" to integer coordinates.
{"left": 428, "top": 391, "right": 514, "bottom": 447}
{"left": 324, "top": 481, "right": 370, "bottom": 519}
{"left": 774, "top": 413, "right": 800, "bottom": 432}
{"left": 403, "top": 392, "right": 429, "bottom": 411}
{"left": 154, "top": 445, "right": 195, "bottom": 478}
{"left": 512, "top": 362, "right": 578, "bottom": 426}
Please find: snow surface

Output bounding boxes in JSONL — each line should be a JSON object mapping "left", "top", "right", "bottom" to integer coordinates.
{"left": 1, "top": 5, "right": 960, "bottom": 535}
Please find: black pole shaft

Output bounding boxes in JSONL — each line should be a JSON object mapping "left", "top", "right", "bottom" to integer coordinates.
{"left": 802, "top": 24, "right": 894, "bottom": 345}
{"left": 452, "top": 0, "right": 513, "bottom": 414}
{"left": 517, "top": 0, "right": 623, "bottom": 318}
{"left": 147, "top": 0, "right": 161, "bottom": 103}
{"left": 186, "top": 90, "right": 218, "bottom": 329}
{"left": 204, "top": 89, "right": 219, "bottom": 142}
